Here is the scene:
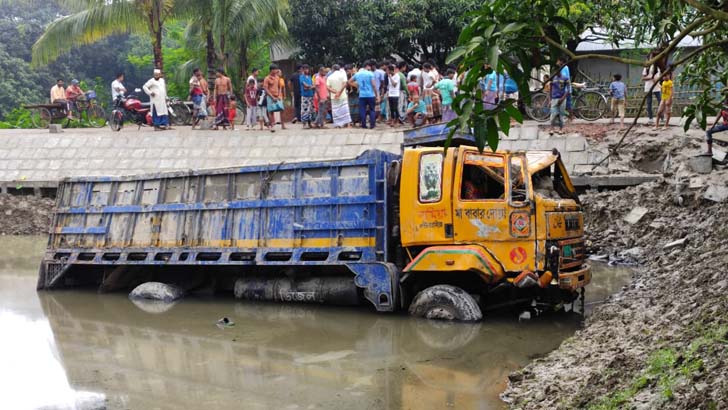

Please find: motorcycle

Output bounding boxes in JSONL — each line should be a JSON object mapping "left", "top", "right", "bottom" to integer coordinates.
{"left": 109, "top": 89, "right": 188, "bottom": 131}
{"left": 109, "top": 88, "right": 152, "bottom": 131}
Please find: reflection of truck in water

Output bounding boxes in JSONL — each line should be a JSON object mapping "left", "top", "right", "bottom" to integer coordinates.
{"left": 38, "top": 127, "right": 590, "bottom": 320}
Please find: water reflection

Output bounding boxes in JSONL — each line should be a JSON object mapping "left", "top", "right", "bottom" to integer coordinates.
{"left": 0, "top": 236, "right": 631, "bottom": 410}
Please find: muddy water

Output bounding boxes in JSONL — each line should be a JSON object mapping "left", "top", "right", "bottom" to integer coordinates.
{"left": 0, "top": 236, "right": 631, "bottom": 410}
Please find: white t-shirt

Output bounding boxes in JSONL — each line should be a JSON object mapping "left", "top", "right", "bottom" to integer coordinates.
{"left": 421, "top": 71, "right": 435, "bottom": 90}
{"left": 247, "top": 75, "right": 257, "bottom": 88}
{"left": 111, "top": 79, "right": 126, "bottom": 100}
{"left": 643, "top": 66, "right": 661, "bottom": 93}
{"left": 388, "top": 73, "right": 400, "bottom": 97}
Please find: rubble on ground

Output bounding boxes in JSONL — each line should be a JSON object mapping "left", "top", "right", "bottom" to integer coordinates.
{"left": 0, "top": 194, "right": 54, "bottom": 235}
{"left": 503, "top": 126, "right": 728, "bottom": 409}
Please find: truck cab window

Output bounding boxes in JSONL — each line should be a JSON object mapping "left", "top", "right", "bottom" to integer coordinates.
{"left": 461, "top": 164, "right": 504, "bottom": 200}
{"left": 509, "top": 157, "right": 528, "bottom": 203}
{"left": 419, "top": 152, "right": 443, "bottom": 202}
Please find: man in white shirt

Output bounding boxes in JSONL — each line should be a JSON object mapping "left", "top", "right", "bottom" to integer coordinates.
{"left": 247, "top": 68, "right": 259, "bottom": 88}
{"left": 641, "top": 53, "right": 662, "bottom": 125}
{"left": 111, "top": 72, "right": 127, "bottom": 102}
{"left": 143, "top": 69, "right": 170, "bottom": 130}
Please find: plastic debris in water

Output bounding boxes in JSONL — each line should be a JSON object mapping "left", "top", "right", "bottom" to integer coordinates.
{"left": 216, "top": 317, "right": 235, "bottom": 328}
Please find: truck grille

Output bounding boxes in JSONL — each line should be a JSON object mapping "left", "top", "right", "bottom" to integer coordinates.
{"left": 559, "top": 238, "right": 585, "bottom": 270}
{"left": 564, "top": 215, "right": 581, "bottom": 231}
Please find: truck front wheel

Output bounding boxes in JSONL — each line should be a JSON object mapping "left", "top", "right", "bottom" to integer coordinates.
{"left": 408, "top": 285, "right": 483, "bottom": 321}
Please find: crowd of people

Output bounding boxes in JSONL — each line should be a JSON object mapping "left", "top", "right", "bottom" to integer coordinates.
{"left": 47, "top": 55, "right": 726, "bottom": 153}
{"left": 235, "top": 60, "right": 464, "bottom": 133}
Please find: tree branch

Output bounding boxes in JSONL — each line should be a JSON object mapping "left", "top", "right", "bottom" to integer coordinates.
{"left": 681, "top": 0, "right": 728, "bottom": 21}
{"left": 539, "top": 16, "right": 709, "bottom": 67}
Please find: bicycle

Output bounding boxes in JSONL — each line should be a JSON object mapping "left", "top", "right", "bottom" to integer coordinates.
{"left": 71, "top": 90, "right": 107, "bottom": 128}
{"left": 168, "top": 96, "right": 192, "bottom": 126}
{"left": 525, "top": 84, "right": 609, "bottom": 122}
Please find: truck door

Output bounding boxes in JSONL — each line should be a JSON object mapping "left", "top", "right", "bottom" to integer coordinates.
{"left": 452, "top": 151, "right": 536, "bottom": 273}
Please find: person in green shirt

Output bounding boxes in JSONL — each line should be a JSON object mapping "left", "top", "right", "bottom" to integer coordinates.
{"left": 435, "top": 68, "right": 457, "bottom": 122}
{"left": 406, "top": 94, "right": 427, "bottom": 127}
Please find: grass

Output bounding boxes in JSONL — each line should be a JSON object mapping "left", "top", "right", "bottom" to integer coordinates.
{"left": 586, "top": 325, "right": 727, "bottom": 410}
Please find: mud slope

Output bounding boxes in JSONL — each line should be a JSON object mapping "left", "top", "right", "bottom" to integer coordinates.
{"left": 504, "top": 127, "right": 728, "bottom": 409}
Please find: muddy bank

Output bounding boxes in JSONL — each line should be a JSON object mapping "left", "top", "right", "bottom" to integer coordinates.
{"left": 0, "top": 194, "right": 54, "bottom": 236}
{"left": 504, "top": 127, "right": 728, "bottom": 409}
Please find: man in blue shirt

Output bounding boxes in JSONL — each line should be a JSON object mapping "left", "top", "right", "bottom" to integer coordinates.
{"left": 349, "top": 60, "right": 380, "bottom": 129}
{"left": 299, "top": 64, "right": 315, "bottom": 128}
{"left": 480, "top": 62, "right": 499, "bottom": 110}
{"left": 557, "top": 56, "right": 573, "bottom": 118}
{"left": 550, "top": 71, "right": 570, "bottom": 129}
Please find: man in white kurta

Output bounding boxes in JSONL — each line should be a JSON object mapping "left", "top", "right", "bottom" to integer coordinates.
{"left": 143, "top": 69, "right": 170, "bottom": 130}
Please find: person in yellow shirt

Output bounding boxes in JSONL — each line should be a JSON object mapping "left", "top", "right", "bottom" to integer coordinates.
{"left": 50, "top": 79, "right": 72, "bottom": 120}
{"left": 654, "top": 71, "right": 673, "bottom": 130}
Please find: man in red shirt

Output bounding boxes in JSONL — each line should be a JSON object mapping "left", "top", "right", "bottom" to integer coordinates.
{"left": 706, "top": 94, "right": 728, "bottom": 155}
{"left": 65, "top": 79, "right": 84, "bottom": 119}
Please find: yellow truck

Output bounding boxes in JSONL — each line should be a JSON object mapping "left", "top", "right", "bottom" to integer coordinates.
{"left": 39, "top": 135, "right": 590, "bottom": 321}
{"left": 398, "top": 145, "right": 590, "bottom": 320}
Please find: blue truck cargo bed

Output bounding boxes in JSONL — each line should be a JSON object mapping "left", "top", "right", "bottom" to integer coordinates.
{"left": 39, "top": 150, "right": 401, "bottom": 311}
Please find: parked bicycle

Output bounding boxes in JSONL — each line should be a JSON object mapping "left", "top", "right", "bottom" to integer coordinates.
{"left": 525, "top": 69, "right": 610, "bottom": 122}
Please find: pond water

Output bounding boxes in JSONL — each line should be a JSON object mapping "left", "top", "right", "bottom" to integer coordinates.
{"left": 0, "top": 236, "right": 631, "bottom": 410}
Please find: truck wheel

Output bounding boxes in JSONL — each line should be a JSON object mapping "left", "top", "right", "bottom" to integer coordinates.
{"left": 408, "top": 285, "right": 483, "bottom": 321}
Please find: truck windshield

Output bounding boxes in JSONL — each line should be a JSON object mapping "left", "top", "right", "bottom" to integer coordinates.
{"left": 533, "top": 166, "right": 566, "bottom": 199}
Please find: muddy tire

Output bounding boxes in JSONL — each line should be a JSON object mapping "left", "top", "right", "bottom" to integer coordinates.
{"left": 408, "top": 285, "right": 483, "bottom": 321}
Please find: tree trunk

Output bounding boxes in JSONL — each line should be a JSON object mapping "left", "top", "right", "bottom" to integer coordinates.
{"left": 206, "top": 30, "right": 217, "bottom": 94}
{"left": 153, "top": 28, "right": 163, "bottom": 70}
{"left": 239, "top": 40, "right": 248, "bottom": 93}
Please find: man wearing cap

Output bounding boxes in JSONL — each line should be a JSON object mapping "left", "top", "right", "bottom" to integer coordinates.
{"left": 65, "top": 79, "right": 84, "bottom": 120}
{"left": 143, "top": 69, "right": 170, "bottom": 130}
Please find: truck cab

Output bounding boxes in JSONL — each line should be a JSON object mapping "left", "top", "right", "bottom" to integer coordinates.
{"left": 397, "top": 146, "right": 590, "bottom": 320}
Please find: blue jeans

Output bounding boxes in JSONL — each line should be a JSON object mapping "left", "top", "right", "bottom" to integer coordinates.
{"left": 707, "top": 123, "right": 728, "bottom": 144}
{"left": 550, "top": 98, "right": 567, "bottom": 128}
{"left": 359, "top": 97, "right": 376, "bottom": 128}
{"left": 646, "top": 91, "right": 661, "bottom": 120}
{"left": 152, "top": 106, "right": 169, "bottom": 127}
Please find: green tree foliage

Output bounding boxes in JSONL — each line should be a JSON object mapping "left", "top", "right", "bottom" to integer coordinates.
{"left": 448, "top": 0, "right": 728, "bottom": 152}
{"left": 0, "top": 0, "right": 144, "bottom": 118}
{"left": 32, "top": 0, "right": 175, "bottom": 69}
{"left": 288, "top": 0, "right": 481, "bottom": 65}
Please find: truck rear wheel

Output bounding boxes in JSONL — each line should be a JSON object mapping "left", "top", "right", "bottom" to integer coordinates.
{"left": 408, "top": 285, "right": 483, "bottom": 321}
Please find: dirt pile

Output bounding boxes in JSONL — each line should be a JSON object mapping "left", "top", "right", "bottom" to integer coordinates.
{"left": 503, "top": 133, "right": 728, "bottom": 408}
{"left": 0, "top": 194, "right": 54, "bottom": 235}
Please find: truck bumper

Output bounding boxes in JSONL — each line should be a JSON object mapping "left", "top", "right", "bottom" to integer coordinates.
{"left": 558, "top": 264, "right": 591, "bottom": 291}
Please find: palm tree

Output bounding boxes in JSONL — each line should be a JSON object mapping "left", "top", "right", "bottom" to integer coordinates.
{"left": 179, "top": 0, "right": 289, "bottom": 90}
{"left": 32, "top": 0, "right": 176, "bottom": 70}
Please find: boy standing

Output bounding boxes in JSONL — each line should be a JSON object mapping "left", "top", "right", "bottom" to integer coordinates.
{"left": 654, "top": 71, "right": 673, "bottom": 130}
{"left": 609, "top": 74, "right": 627, "bottom": 129}
{"left": 435, "top": 69, "right": 457, "bottom": 123}
{"left": 244, "top": 78, "right": 257, "bottom": 131}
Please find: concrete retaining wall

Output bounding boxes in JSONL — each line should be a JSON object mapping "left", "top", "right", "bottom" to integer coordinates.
{"left": 0, "top": 125, "right": 603, "bottom": 190}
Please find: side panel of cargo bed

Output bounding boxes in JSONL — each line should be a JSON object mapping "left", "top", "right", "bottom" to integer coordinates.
{"left": 39, "top": 150, "right": 400, "bottom": 311}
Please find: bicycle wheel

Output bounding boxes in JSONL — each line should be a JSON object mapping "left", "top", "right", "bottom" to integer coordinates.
{"left": 30, "top": 107, "right": 52, "bottom": 129}
{"left": 170, "top": 103, "right": 191, "bottom": 126}
{"left": 526, "top": 92, "right": 550, "bottom": 122}
{"left": 109, "top": 110, "right": 123, "bottom": 132}
{"left": 87, "top": 105, "right": 107, "bottom": 128}
{"left": 574, "top": 91, "right": 608, "bottom": 121}
{"left": 235, "top": 107, "right": 245, "bottom": 125}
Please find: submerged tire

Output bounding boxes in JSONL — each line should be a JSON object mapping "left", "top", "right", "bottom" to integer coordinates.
{"left": 408, "top": 285, "right": 483, "bottom": 321}
{"left": 129, "top": 281, "right": 184, "bottom": 303}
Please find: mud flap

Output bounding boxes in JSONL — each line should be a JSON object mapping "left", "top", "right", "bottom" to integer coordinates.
{"left": 347, "top": 262, "right": 399, "bottom": 312}
{"left": 37, "top": 260, "right": 72, "bottom": 290}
